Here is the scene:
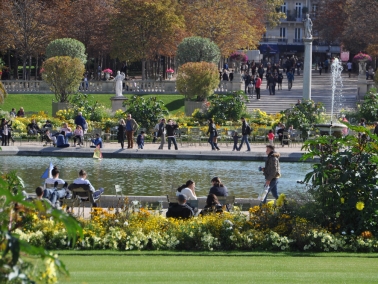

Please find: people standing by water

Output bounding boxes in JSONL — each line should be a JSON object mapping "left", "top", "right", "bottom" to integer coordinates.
{"left": 207, "top": 119, "right": 219, "bottom": 151}
{"left": 165, "top": 119, "right": 178, "bottom": 150}
{"left": 117, "top": 119, "right": 126, "bottom": 149}
{"left": 125, "top": 114, "right": 139, "bottom": 149}
{"left": 155, "top": 118, "right": 166, "bottom": 150}
{"left": 1, "top": 118, "right": 12, "bottom": 146}
{"left": 238, "top": 117, "right": 251, "bottom": 152}
{"left": 255, "top": 75, "right": 262, "bottom": 100}
{"left": 260, "top": 145, "right": 280, "bottom": 203}
{"left": 232, "top": 131, "right": 240, "bottom": 151}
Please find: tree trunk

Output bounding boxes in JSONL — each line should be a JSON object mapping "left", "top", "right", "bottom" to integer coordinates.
{"left": 142, "top": 60, "right": 146, "bottom": 80}
{"left": 13, "top": 52, "right": 18, "bottom": 80}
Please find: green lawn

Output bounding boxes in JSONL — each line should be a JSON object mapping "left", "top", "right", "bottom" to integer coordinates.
{"left": 2, "top": 94, "right": 185, "bottom": 116}
{"left": 56, "top": 251, "right": 378, "bottom": 283}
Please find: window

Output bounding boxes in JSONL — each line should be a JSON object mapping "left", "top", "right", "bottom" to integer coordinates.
{"left": 280, "top": 27, "right": 286, "bottom": 38}
{"left": 295, "top": 2, "right": 302, "bottom": 18}
{"left": 281, "top": 2, "right": 287, "bottom": 14}
{"left": 295, "top": 28, "right": 301, "bottom": 41}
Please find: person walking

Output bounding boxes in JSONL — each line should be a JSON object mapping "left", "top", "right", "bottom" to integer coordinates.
{"left": 260, "top": 145, "right": 280, "bottom": 203}
{"left": 125, "top": 114, "right": 139, "bottom": 149}
{"left": 347, "top": 60, "right": 353, "bottom": 78}
{"left": 165, "top": 119, "right": 178, "bottom": 150}
{"left": 207, "top": 118, "right": 219, "bottom": 151}
{"left": 244, "top": 72, "right": 252, "bottom": 94}
{"left": 238, "top": 117, "right": 251, "bottom": 152}
{"left": 286, "top": 70, "right": 294, "bottom": 90}
{"left": 117, "top": 119, "right": 126, "bottom": 149}
{"left": 255, "top": 75, "right": 262, "bottom": 100}
{"left": 318, "top": 62, "right": 323, "bottom": 75}
{"left": 155, "top": 118, "right": 166, "bottom": 150}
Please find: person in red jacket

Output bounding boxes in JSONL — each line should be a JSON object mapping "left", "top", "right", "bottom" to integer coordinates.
{"left": 255, "top": 75, "right": 262, "bottom": 100}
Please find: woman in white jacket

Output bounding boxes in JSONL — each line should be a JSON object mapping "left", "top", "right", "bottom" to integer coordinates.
{"left": 176, "top": 180, "right": 197, "bottom": 200}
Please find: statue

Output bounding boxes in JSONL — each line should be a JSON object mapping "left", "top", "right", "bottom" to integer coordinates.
{"left": 303, "top": 14, "right": 313, "bottom": 39}
{"left": 359, "top": 61, "right": 367, "bottom": 75}
{"left": 114, "top": 71, "right": 125, "bottom": 96}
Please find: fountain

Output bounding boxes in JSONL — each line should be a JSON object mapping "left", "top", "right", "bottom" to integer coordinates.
{"left": 314, "top": 57, "right": 347, "bottom": 137}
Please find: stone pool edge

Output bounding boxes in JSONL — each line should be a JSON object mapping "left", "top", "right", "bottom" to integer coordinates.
{"left": 0, "top": 146, "right": 318, "bottom": 162}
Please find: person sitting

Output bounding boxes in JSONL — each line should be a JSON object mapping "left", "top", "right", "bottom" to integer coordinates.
{"left": 73, "top": 125, "right": 84, "bottom": 147}
{"left": 44, "top": 166, "right": 71, "bottom": 207}
{"left": 166, "top": 194, "right": 194, "bottom": 219}
{"left": 35, "top": 186, "right": 54, "bottom": 208}
{"left": 70, "top": 169, "right": 104, "bottom": 207}
{"left": 176, "top": 180, "right": 197, "bottom": 200}
{"left": 61, "top": 122, "right": 73, "bottom": 144}
{"left": 56, "top": 131, "right": 70, "bottom": 148}
{"left": 200, "top": 194, "right": 223, "bottom": 216}
{"left": 43, "top": 120, "right": 52, "bottom": 129}
{"left": 9, "top": 108, "right": 16, "bottom": 118}
{"left": 209, "top": 176, "right": 228, "bottom": 196}
{"left": 16, "top": 107, "right": 25, "bottom": 117}
{"left": 27, "top": 119, "right": 42, "bottom": 135}
{"left": 90, "top": 133, "right": 102, "bottom": 148}
{"left": 42, "top": 129, "right": 56, "bottom": 146}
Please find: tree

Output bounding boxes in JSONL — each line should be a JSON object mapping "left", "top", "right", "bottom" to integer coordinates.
{"left": 125, "top": 96, "right": 169, "bottom": 130}
{"left": 341, "top": 0, "right": 378, "bottom": 53}
{"left": 110, "top": 0, "right": 186, "bottom": 80}
{"left": 176, "top": 62, "right": 220, "bottom": 101}
{"left": 180, "top": 0, "right": 284, "bottom": 55}
{"left": 42, "top": 56, "right": 85, "bottom": 103}
{"left": 2, "top": 0, "right": 53, "bottom": 79}
{"left": 176, "top": 37, "right": 221, "bottom": 65}
{"left": 46, "top": 38, "right": 87, "bottom": 64}
{"left": 0, "top": 81, "right": 8, "bottom": 104}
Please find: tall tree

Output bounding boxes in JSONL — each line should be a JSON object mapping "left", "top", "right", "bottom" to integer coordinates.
{"left": 341, "top": 0, "right": 378, "bottom": 53}
{"left": 2, "top": 0, "right": 53, "bottom": 79}
{"left": 180, "top": 0, "right": 284, "bottom": 55}
{"left": 110, "top": 0, "right": 186, "bottom": 79}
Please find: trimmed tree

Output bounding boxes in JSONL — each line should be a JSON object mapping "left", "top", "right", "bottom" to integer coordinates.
{"left": 42, "top": 56, "right": 85, "bottom": 103}
{"left": 176, "top": 62, "right": 220, "bottom": 101}
{"left": 0, "top": 81, "right": 8, "bottom": 104}
{"left": 176, "top": 37, "right": 221, "bottom": 65}
{"left": 46, "top": 38, "right": 87, "bottom": 64}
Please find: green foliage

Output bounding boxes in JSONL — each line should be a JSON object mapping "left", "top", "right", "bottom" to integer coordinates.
{"left": 176, "top": 37, "right": 221, "bottom": 65}
{"left": 125, "top": 96, "right": 169, "bottom": 129}
{"left": 46, "top": 38, "right": 87, "bottom": 64}
{"left": 70, "top": 93, "right": 110, "bottom": 122}
{"left": 0, "top": 81, "right": 8, "bottom": 104}
{"left": 358, "top": 87, "right": 378, "bottom": 123}
{"left": 42, "top": 56, "right": 85, "bottom": 102}
{"left": 205, "top": 91, "right": 248, "bottom": 123}
{"left": 176, "top": 62, "right": 220, "bottom": 101}
{"left": 0, "top": 171, "right": 82, "bottom": 283}
{"left": 301, "top": 124, "right": 378, "bottom": 235}
{"left": 280, "top": 100, "right": 325, "bottom": 139}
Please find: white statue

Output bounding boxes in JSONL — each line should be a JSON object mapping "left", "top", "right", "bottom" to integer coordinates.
{"left": 303, "top": 14, "right": 313, "bottom": 39}
{"left": 359, "top": 61, "right": 367, "bottom": 75}
{"left": 114, "top": 71, "right": 125, "bottom": 96}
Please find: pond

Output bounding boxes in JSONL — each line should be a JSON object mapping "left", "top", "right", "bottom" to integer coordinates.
{"left": 0, "top": 156, "right": 313, "bottom": 198}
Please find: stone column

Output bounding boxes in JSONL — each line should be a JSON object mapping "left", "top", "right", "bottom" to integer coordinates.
{"left": 110, "top": 96, "right": 128, "bottom": 112}
{"left": 302, "top": 38, "right": 313, "bottom": 100}
{"left": 357, "top": 61, "right": 367, "bottom": 101}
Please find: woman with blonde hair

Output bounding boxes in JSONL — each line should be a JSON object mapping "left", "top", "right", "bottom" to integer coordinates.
{"left": 117, "top": 119, "right": 126, "bottom": 149}
{"left": 73, "top": 125, "right": 83, "bottom": 147}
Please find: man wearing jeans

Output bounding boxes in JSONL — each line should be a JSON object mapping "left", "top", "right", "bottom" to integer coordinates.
{"left": 238, "top": 117, "right": 251, "bottom": 152}
{"left": 261, "top": 145, "right": 280, "bottom": 203}
{"left": 165, "top": 119, "right": 178, "bottom": 150}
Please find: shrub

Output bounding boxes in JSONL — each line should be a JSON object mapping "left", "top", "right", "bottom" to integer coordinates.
{"left": 176, "top": 36, "right": 221, "bottom": 65}
{"left": 46, "top": 38, "right": 87, "bottom": 64}
{"left": 176, "top": 62, "right": 220, "bottom": 101}
{"left": 125, "top": 96, "right": 169, "bottom": 130}
{"left": 0, "top": 81, "right": 7, "bottom": 104}
{"left": 42, "top": 56, "right": 85, "bottom": 102}
{"left": 358, "top": 87, "right": 378, "bottom": 123}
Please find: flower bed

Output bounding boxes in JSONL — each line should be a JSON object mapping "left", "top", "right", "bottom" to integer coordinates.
{"left": 15, "top": 203, "right": 378, "bottom": 252}
{"left": 353, "top": 52, "right": 372, "bottom": 62}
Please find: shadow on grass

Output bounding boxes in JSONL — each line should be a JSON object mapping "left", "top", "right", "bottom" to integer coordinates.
{"left": 165, "top": 98, "right": 185, "bottom": 113}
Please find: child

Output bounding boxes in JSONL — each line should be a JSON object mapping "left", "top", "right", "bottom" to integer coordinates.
{"left": 232, "top": 131, "right": 240, "bottom": 151}
{"left": 267, "top": 129, "right": 275, "bottom": 145}
{"left": 137, "top": 131, "right": 145, "bottom": 149}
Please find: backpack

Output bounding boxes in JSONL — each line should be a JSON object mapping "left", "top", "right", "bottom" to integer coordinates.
{"left": 246, "top": 125, "right": 251, "bottom": 135}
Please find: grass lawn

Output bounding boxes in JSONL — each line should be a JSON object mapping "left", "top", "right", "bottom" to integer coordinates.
{"left": 56, "top": 251, "right": 378, "bottom": 283}
{"left": 2, "top": 94, "right": 185, "bottom": 116}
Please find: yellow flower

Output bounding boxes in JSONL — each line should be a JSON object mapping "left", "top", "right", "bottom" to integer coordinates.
{"left": 340, "top": 197, "right": 345, "bottom": 204}
{"left": 356, "top": 201, "right": 364, "bottom": 211}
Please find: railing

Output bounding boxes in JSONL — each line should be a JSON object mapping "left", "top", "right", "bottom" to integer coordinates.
{"left": 2, "top": 79, "right": 243, "bottom": 94}
{"left": 293, "top": 39, "right": 303, "bottom": 43}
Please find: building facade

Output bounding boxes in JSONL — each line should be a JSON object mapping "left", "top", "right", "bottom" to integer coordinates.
{"left": 259, "top": 0, "right": 340, "bottom": 65}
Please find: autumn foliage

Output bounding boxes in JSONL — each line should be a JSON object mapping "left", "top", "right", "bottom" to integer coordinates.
{"left": 176, "top": 62, "right": 220, "bottom": 101}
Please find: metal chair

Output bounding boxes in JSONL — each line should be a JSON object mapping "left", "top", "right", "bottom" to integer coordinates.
{"left": 68, "top": 184, "right": 103, "bottom": 217}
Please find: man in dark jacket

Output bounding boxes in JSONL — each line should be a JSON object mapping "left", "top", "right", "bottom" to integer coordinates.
{"left": 165, "top": 119, "right": 178, "bottom": 150}
{"left": 244, "top": 72, "right": 252, "bottom": 94}
{"left": 166, "top": 194, "right": 194, "bottom": 219}
{"left": 261, "top": 145, "right": 280, "bottom": 203}
{"left": 238, "top": 117, "right": 251, "bottom": 152}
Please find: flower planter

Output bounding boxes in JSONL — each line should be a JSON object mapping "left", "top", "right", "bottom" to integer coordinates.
{"left": 105, "top": 73, "right": 110, "bottom": 80}
{"left": 52, "top": 101, "right": 70, "bottom": 117}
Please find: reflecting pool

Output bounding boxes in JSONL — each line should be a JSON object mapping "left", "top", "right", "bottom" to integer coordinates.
{"left": 0, "top": 156, "right": 313, "bottom": 198}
